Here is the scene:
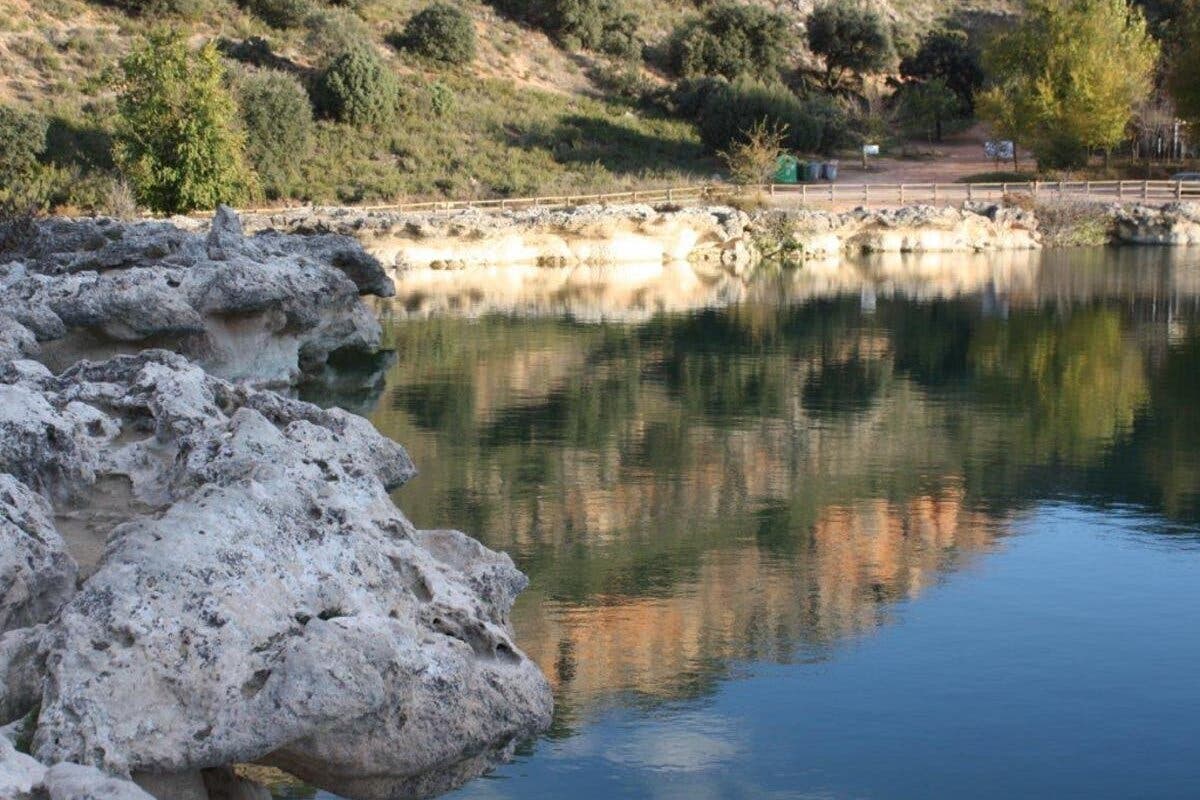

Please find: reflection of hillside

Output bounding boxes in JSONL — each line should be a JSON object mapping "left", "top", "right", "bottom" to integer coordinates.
{"left": 349, "top": 283, "right": 1200, "bottom": 725}
{"left": 516, "top": 491, "right": 1005, "bottom": 711}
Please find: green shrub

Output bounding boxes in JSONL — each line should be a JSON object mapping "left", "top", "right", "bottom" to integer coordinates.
{"left": 313, "top": 47, "right": 398, "bottom": 126}
{"left": 239, "top": 0, "right": 314, "bottom": 29}
{"left": 238, "top": 70, "right": 314, "bottom": 198}
{"left": 806, "top": 0, "right": 895, "bottom": 88}
{"left": 0, "top": 106, "right": 52, "bottom": 213}
{"left": 102, "top": 0, "right": 214, "bottom": 18}
{"left": 399, "top": 3, "right": 477, "bottom": 65}
{"left": 305, "top": 8, "right": 373, "bottom": 58}
{"left": 0, "top": 106, "right": 48, "bottom": 185}
{"left": 488, "top": 0, "right": 641, "bottom": 59}
{"left": 693, "top": 79, "right": 845, "bottom": 155}
{"left": 668, "top": 2, "right": 789, "bottom": 80}
{"left": 114, "top": 32, "right": 256, "bottom": 213}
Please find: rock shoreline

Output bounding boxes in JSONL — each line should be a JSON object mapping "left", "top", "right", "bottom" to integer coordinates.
{"left": 0, "top": 210, "right": 555, "bottom": 800}
{"left": 235, "top": 201, "right": 1199, "bottom": 278}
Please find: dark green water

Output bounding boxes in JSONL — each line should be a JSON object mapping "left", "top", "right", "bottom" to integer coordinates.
{"left": 298, "top": 247, "right": 1200, "bottom": 800}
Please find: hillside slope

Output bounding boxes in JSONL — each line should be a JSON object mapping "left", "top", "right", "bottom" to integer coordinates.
{"left": 0, "top": 0, "right": 1014, "bottom": 208}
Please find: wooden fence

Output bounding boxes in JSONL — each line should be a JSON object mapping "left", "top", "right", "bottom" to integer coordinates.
{"left": 237, "top": 180, "right": 1200, "bottom": 216}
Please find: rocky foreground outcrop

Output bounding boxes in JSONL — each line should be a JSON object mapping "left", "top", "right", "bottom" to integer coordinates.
{"left": 1113, "top": 202, "right": 1200, "bottom": 244}
{"left": 0, "top": 208, "right": 394, "bottom": 385}
{"left": 0, "top": 351, "right": 553, "bottom": 799}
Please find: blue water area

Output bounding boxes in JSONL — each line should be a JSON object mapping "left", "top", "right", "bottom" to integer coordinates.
{"left": 294, "top": 247, "right": 1200, "bottom": 800}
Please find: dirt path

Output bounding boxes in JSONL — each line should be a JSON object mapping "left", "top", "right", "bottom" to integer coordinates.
{"left": 831, "top": 124, "right": 1030, "bottom": 185}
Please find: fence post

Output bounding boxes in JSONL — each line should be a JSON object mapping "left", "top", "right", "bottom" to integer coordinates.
{"left": 1033, "top": 181, "right": 1040, "bottom": 199}
{"left": 1002, "top": 182, "right": 1009, "bottom": 197}
{"left": 967, "top": 184, "right": 974, "bottom": 201}
{"left": 1084, "top": 180, "right": 1091, "bottom": 199}
{"left": 829, "top": 183, "right": 835, "bottom": 203}
{"left": 770, "top": 184, "right": 776, "bottom": 198}
{"left": 899, "top": 184, "right": 905, "bottom": 204}
{"left": 1177, "top": 181, "right": 1183, "bottom": 200}
{"left": 1118, "top": 181, "right": 1124, "bottom": 201}
{"left": 863, "top": 184, "right": 869, "bottom": 204}
{"left": 1142, "top": 181, "right": 1148, "bottom": 201}
{"left": 801, "top": 184, "right": 807, "bottom": 206}
{"left": 667, "top": 188, "right": 674, "bottom": 202}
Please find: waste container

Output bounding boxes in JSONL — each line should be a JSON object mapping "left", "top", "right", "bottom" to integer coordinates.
{"left": 796, "top": 161, "right": 809, "bottom": 181}
{"left": 804, "top": 161, "right": 822, "bottom": 182}
{"left": 773, "top": 155, "right": 799, "bottom": 184}
{"left": 821, "top": 160, "right": 839, "bottom": 181}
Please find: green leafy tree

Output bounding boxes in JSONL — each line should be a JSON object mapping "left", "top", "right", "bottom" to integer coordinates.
{"left": 806, "top": 0, "right": 895, "bottom": 89}
{"left": 977, "top": 0, "right": 1158, "bottom": 169}
{"left": 313, "top": 47, "right": 399, "bottom": 126}
{"left": 114, "top": 32, "right": 256, "bottom": 214}
{"left": 400, "top": 3, "right": 477, "bottom": 64}
{"left": 899, "top": 28, "right": 982, "bottom": 111}
{"left": 237, "top": 70, "right": 313, "bottom": 199}
{"left": 896, "top": 77, "right": 961, "bottom": 142}
{"left": 669, "top": 3, "right": 790, "bottom": 80}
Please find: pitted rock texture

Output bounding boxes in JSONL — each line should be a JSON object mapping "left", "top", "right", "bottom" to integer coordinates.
{"left": 0, "top": 477, "right": 77, "bottom": 634}
{"left": 0, "top": 207, "right": 394, "bottom": 385}
{"left": 1113, "top": 202, "right": 1200, "bottom": 244}
{"left": 0, "top": 351, "right": 553, "bottom": 800}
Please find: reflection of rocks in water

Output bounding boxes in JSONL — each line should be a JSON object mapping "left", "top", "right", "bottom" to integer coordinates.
{"left": 388, "top": 262, "right": 748, "bottom": 322}
{"left": 296, "top": 348, "right": 397, "bottom": 415}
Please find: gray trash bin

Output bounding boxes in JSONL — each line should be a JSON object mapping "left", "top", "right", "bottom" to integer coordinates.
{"left": 804, "top": 161, "right": 822, "bottom": 182}
{"left": 822, "top": 161, "right": 839, "bottom": 181}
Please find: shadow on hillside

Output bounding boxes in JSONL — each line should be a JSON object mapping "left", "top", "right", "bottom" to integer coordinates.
{"left": 505, "top": 113, "right": 716, "bottom": 179}
{"left": 45, "top": 117, "right": 114, "bottom": 171}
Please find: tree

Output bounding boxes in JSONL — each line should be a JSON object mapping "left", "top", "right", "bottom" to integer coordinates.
{"left": 896, "top": 77, "right": 961, "bottom": 142}
{"left": 400, "top": 3, "right": 477, "bottom": 65}
{"left": 313, "top": 47, "right": 398, "bottom": 126}
{"left": 977, "top": 0, "right": 1158, "bottom": 169}
{"left": 899, "top": 28, "right": 982, "bottom": 111}
{"left": 806, "top": 0, "right": 895, "bottom": 89}
{"left": 114, "top": 32, "right": 256, "bottom": 214}
{"left": 719, "top": 119, "right": 789, "bottom": 184}
{"left": 669, "top": 3, "right": 790, "bottom": 80}
{"left": 1167, "top": 0, "right": 1200, "bottom": 125}
{"left": 237, "top": 70, "right": 313, "bottom": 199}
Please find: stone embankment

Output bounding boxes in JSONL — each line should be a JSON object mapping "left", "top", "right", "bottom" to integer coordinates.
{"left": 1112, "top": 203, "right": 1200, "bottom": 244}
{"left": 241, "top": 202, "right": 1045, "bottom": 278}
{"left": 0, "top": 210, "right": 555, "bottom": 800}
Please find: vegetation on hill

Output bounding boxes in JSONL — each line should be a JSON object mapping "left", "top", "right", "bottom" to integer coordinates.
{"left": 0, "top": 0, "right": 1193, "bottom": 214}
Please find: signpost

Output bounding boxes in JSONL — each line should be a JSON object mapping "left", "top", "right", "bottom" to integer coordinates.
{"left": 862, "top": 143, "right": 880, "bottom": 170}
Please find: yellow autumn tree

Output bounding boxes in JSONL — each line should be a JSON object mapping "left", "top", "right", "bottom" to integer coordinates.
{"left": 976, "top": 0, "right": 1158, "bottom": 168}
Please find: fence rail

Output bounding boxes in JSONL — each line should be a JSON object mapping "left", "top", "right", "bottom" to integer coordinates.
{"left": 235, "top": 180, "right": 1200, "bottom": 217}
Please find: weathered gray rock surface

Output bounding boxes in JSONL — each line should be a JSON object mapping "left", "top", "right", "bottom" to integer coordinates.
{"left": 0, "top": 207, "right": 394, "bottom": 385}
{"left": 0, "top": 352, "right": 553, "bottom": 799}
{"left": 1113, "top": 202, "right": 1200, "bottom": 244}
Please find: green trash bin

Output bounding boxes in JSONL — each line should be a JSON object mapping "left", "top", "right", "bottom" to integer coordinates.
{"left": 773, "top": 155, "right": 799, "bottom": 184}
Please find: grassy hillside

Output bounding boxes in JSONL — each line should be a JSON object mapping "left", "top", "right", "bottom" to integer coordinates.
{"left": 0, "top": 0, "right": 1013, "bottom": 210}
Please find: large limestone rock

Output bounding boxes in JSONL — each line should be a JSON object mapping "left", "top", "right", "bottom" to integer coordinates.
{"left": 0, "top": 477, "right": 77, "bottom": 634}
{"left": 0, "top": 351, "right": 552, "bottom": 800}
{"left": 0, "top": 207, "right": 394, "bottom": 385}
{"left": 1113, "top": 202, "right": 1200, "bottom": 244}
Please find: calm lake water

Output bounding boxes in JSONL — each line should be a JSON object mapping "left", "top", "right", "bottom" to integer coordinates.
{"left": 297, "top": 247, "right": 1200, "bottom": 800}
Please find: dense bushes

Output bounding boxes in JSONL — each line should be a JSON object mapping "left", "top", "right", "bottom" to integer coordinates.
{"left": 399, "top": 4, "right": 477, "bottom": 64}
{"left": 101, "top": 0, "right": 214, "bottom": 18}
{"left": 806, "top": 0, "right": 895, "bottom": 88}
{"left": 899, "top": 28, "right": 982, "bottom": 111}
{"left": 114, "top": 32, "right": 255, "bottom": 213}
{"left": 239, "top": 0, "right": 314, "bottom": 28}
{"left": 692, "top": 79, "right": 844, "bottom": 155}
{"left": 0, "top": 106, "right": 49, "bottom": 212}
{"left": 668, "top": 3, "right": 789, "bottom": 80}
{"left": 237, "top": 71, "right": 313, "bottom": 198}
{"left": 313, "top": 47, "right": 398, "bottom": 126}
{"left": 488, "top": 0, "right": 641, "bottom": 59}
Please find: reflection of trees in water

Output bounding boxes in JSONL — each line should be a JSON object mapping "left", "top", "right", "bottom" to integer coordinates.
{"left": 363, "top": 298, "right": 1198, "bottom": 723}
